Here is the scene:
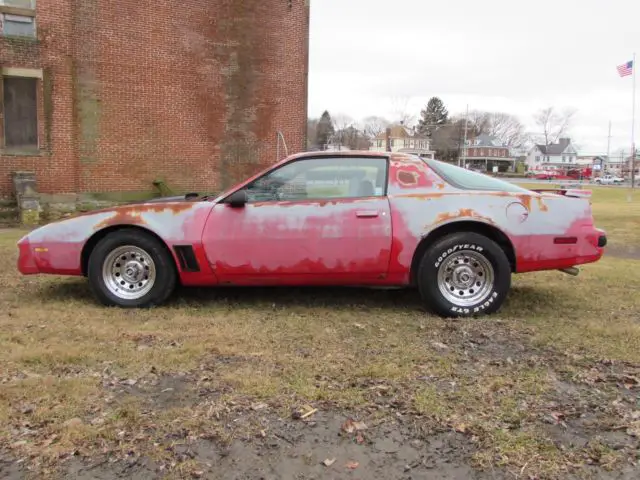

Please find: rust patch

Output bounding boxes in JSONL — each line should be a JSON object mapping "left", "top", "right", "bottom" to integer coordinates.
{"left": 390, "top": 193, "right": 446, "bottom": 200}
{"left": 536, "top": 197, "right": 549, "bottom": 212}
{"left": 436, "top": 182, "right": 446, "bottom": 190}
{"left": 93, "top": 203, "right": 195, "bottom": 230}
{"left": 516, "top": 194, "right": 532, "bottom": 211}
{"left": 397, "top": 170, "right": 419, "bottom": 186}
{"left": 433, "top": 208, "right": 495, "bottom": 226}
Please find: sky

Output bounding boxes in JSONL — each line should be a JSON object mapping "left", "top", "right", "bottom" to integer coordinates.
{"left": 307, "top": 0, "right": 640, "bottom": 156}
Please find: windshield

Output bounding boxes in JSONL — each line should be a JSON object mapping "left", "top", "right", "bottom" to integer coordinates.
{"left": 423, "top": 158, "right": 532, "bottom": 194}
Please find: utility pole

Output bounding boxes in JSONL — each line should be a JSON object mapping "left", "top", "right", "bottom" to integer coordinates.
{"left": 632, "top": 52, "right": 637, "bottom": 188}
{"left": 601, "top": 120, "right": 611, "bottom": 176}
{"left": 461, "top": 104, "right": 469, "bottom": 168}
{"left": 606, "top": 120, "right": 612, "bottom": 162}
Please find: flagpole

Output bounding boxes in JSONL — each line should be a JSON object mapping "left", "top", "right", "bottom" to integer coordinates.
{"left": 632, "top": 52, "right": 636, "bottom": 189}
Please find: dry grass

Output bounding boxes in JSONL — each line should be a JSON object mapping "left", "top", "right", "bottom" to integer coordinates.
{"left": 0, "top": 186, "right": 639, "bottom": 478}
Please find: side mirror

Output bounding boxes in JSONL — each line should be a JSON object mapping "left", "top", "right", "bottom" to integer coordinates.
{"left": 226, "top": 189, "right": 248, "bottom": 208}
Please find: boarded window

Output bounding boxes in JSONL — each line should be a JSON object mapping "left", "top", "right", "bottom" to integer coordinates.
{"left": 3, "top": 76, "right": 38, "bottom": 148}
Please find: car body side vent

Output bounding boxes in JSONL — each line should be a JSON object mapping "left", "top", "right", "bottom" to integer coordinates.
{"left": 173, "top": 245, "right": 200, "bottom": 272}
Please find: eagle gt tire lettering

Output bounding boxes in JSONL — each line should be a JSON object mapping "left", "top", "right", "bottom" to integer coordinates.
{"left": 417, "top": 232, "right": 511, "bottom": 318}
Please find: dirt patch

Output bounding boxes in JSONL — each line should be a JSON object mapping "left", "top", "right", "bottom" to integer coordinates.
{"left": 50, "top": 411, "right": 498, "bottom": 480}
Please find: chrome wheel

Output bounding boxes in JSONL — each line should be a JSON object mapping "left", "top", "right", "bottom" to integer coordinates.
{"left": 437, "top": 250, "right": 495, "bottom": 307}
{"left": 102, "top": 245, "right": 156, "bottom": 300}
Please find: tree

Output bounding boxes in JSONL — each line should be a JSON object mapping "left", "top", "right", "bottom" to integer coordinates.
{"left": 316, "top": 110, "right": 335, "bottom": 150}
{"left": 533, "top": 106, "right": 576, "bottom": 147}
{"left": 362, "top": 115, "right": 390, "bottom": 140}
{"left": 333, "top": 125, "right": 369, "bottom": 150}
{"left": 330, "top": 114, "right": 355, "bottom": 148}
{"left": 390, "top": 96, "right": 416, "bottom": 126}
{"left": 431, "top": 119, "right": 469, "bottom": 164}
{"left": 417, "top": 97, "right": 449, "bottom": 137}
{"left": 306, "top": 118, "right": 318, "bottom": 150}
{"left": 467, "top": 110, "right": 528, "bottom": 147}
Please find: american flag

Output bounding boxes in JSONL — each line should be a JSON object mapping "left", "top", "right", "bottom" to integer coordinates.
{"left": 617, "top": 60, "right": 633, "bottom": 77}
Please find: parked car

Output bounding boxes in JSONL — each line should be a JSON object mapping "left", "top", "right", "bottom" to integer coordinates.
{"left": 595, "top": 174, "right": 624, "bottom": 185}
{"left": 17, "top": 152, "right": 607, "bottom": 318}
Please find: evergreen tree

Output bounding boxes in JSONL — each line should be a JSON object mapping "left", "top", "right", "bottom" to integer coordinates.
{"left": 316, "top": 110, "right": 335, "bottom": 150}
{"left": 417, "top": 97, "right": 449, "bottom": 137}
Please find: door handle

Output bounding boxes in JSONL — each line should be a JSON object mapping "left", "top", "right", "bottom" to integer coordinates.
{"left": 356, "top": 210, "right": 379, "bottom": 218}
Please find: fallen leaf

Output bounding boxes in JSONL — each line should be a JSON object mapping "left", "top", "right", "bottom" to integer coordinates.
{"left": 251, "top": 402, "right": 268, "bottom": 411}
{"left": 42, "top": 435, "right": 58, "bottom": 447}
{"left": 353, "top": 421, "right": 367, "bottom": 431}
{"left": 454, "top": 423, "right": 469, "bottom": 433}
{"left": 323, "top": 458, "right": 336, "bottom": 467}
{"left": 431, "top": 341, "right": 450, "bottom": 351}
{"left": 356, "top": 434, "right": 365, "bottom": 444}
{"left": 63, "top": 418, "right": 83, "bottom": 428}
{"left": 345, "top": 461, "right": 359, "bottom": 469}
{"left": 342, "top": 418, "right": 356, "bottom": 433}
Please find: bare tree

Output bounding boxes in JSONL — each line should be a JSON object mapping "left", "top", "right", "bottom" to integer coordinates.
{"left": 466, "top": 110, "right": 528, "bottom": 147}
{"left": 362, "top": 115, "right": 390, "bottom": 140}
{"left": 389, "top": 95, "right": 416, "bottom": 126}
{"left": 533, "top": 106, "right": 577, "bottom": 146}
{"left": 331, "top": 113, "right": 356, "bottom": 148}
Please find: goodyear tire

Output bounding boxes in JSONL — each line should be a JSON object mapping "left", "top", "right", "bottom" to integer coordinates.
{"left": 417, "top": 232, "right": 511, "bottom": 318}
{"left": 87, "top": 228, "right": 177, "bottom": 308}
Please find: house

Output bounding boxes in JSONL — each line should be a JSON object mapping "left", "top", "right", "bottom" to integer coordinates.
{"left": 463, "top": 134, "right": 515, "bottom": 172}
{"left": 525, "top": 138, "right": 579, "bottom": 171}
{"left": 0, "top": 0, "right": 310, "bottom": 200}
{"left": 370, "top": 123, "right": 435, "bottom": 159}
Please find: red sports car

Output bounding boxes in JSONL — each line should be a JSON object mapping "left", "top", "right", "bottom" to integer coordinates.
{"left": 17, "top": 151, "right": 607, "bottom": 318}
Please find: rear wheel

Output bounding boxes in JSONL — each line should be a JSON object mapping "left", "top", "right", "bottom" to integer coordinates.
{"left": 87, "top": 229, "right": 177, "bottom": 308}
{"left": 416, "top": 232, "right": 511, "bottom": 318}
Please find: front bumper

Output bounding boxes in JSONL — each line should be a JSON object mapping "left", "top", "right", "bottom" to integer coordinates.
{"left": 17, "top": 236, "right": 39, "bottom": 275}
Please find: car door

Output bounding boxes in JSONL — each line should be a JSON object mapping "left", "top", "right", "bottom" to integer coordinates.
{"left": 201, "top": 155, "right": 393, "bottom": 285}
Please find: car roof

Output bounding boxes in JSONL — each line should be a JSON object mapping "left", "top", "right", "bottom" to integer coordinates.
{"left": 285, "top": 150, "right": 414, "bottom": 162}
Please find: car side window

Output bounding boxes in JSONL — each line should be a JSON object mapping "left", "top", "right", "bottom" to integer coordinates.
{"left": 245, "top": 157, "right": 388, "bottom": 203}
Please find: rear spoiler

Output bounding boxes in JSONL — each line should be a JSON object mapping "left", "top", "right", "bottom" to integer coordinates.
{"left": 530, "top": 188, "right": 592, "bottom": 199}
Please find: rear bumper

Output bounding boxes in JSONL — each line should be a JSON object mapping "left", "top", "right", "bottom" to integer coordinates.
{"left": 515, "top": 226, "right": 607, "bottom": 273}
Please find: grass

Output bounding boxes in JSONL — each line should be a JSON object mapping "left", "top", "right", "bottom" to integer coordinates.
{"left": 0, "top": 186, "right": 639, "bottom": 478}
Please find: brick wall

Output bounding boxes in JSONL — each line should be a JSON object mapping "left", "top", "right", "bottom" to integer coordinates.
{"left": 0, "top": 0, "right": 310, "bottom": 199}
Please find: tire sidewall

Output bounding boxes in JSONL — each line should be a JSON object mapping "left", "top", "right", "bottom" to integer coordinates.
{"left": 87, "top": 229, "right": 176, "bottom": 308}
{"left": 418, "top": 232, "right": 511, "bottom": 318}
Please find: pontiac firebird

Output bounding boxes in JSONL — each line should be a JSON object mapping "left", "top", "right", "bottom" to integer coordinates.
{"left": 17, "top": 151, "right": 607, "bottom": 318}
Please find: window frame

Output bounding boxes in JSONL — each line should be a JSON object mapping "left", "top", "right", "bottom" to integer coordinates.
{"left": 0, "top": 67, "right": 42, "bottom": 153}
{"left": 229, "top": 155, "right": 391, "bottom": 204}
{"left": 0, "top": 0, "right": 36, "bottom": 39}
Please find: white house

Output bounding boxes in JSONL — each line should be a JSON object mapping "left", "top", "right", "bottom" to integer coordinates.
{"left": 526, "top": 138, "right": 578, "bottom": 171}
{"left": 370, "top": 123, "right": 435, "bottom": 159}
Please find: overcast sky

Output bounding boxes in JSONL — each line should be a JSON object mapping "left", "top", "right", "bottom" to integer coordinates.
{"left": 307, "top": 0, "right": 639, "bottom": 155}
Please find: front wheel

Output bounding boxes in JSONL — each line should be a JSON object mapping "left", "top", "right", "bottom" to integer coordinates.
{"left": 416, "top": 232, "right": 511, "bottom": 318}
{"left": 87, "top": 228, "right": 177, "bottom": 308}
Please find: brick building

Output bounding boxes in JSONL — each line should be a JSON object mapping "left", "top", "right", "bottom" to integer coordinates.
{"left": 0, "top": 0, "right": 310, "bottom": 200}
